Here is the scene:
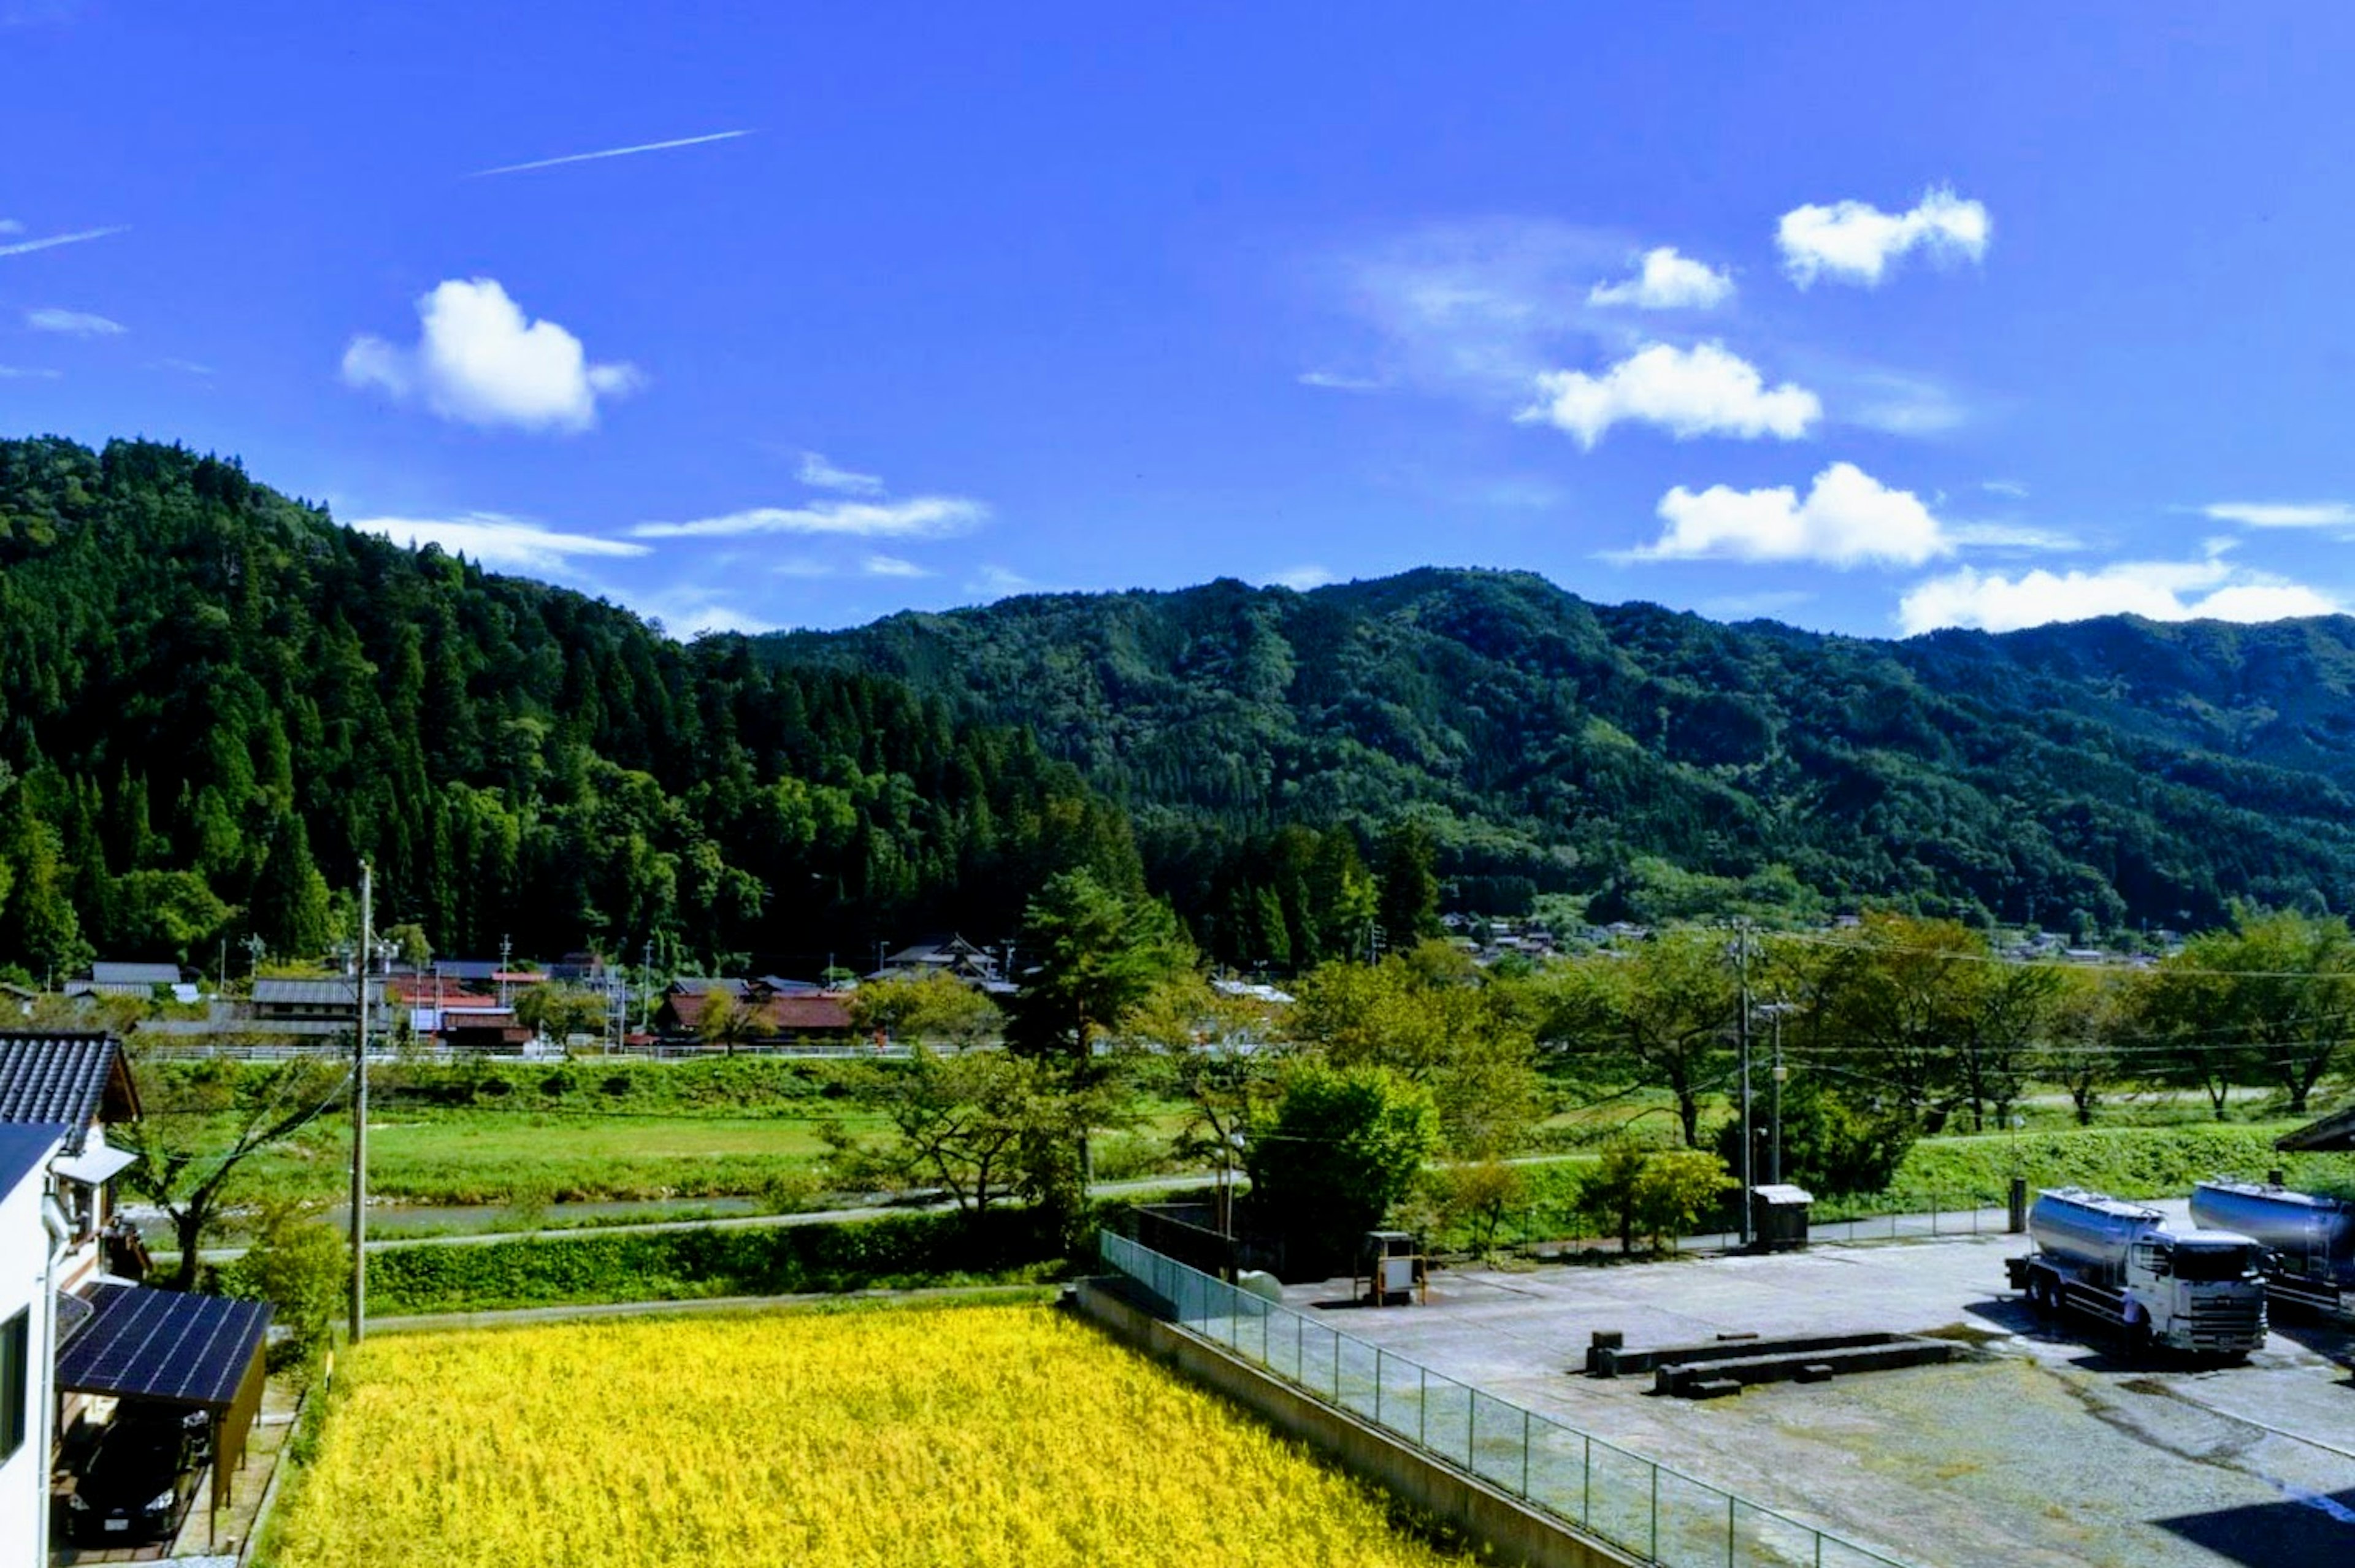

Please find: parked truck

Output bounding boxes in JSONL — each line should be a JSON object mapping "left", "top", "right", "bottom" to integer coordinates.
{"left": 2005, "top": 1187, "right": 2267, "bottom": 1358}
{"left": 2189, "top": 1179, "right": 2355, "bottom": 1321}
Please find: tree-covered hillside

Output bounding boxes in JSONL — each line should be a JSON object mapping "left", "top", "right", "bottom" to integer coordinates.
{"left": 0, "top": 437, "right": 1131, "bottom": 976}
{"left": 765, "top": 569, "right": 2355, "bottom": 947}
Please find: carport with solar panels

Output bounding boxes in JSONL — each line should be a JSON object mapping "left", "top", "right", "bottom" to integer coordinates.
{"left": 56, "top": 1282, "right": 270, "bottom": 1544}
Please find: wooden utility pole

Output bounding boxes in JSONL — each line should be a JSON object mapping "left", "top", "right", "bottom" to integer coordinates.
{"left": 348, "top": 861, "right": 372, "bottom": 1344}
{"left": 1736, "top": 920, "right": 1753, "bottom": 1247}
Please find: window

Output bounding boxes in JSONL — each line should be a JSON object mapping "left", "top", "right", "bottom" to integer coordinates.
{"left": 0, "top": 1307, "right": 26, "bottom": 1462}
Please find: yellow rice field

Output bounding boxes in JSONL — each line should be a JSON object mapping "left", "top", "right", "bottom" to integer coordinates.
{"left": 264, "top": 1303, "right": 1471, "bottom": 1568}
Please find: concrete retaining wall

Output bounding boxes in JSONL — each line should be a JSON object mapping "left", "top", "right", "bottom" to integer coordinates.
{"left": 1065, "top": 1279, "right": 1640, "bottom": 1568}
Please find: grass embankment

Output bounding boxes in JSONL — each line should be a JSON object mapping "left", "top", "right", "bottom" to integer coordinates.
{"left": 261, "top": 1302, "right": 1473, "bottom": 1568}
{"left": 1431, "top": 1116, "right": 2342, "bottom": 1251}
{"left": 360, "top": 1207, "right": 1070, "bottom": 1315}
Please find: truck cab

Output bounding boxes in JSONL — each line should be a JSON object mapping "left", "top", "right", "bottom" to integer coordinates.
{"left": 2121, "top": 1230, "right": 2265, "bottom": 1353}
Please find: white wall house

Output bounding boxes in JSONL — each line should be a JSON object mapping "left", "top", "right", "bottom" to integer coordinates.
{"left": 0, "top": 1122, "right": 69, "bottom": 1568}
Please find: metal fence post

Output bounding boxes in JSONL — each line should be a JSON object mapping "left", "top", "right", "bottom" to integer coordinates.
{"left": 1728, "top": 1493, "right": 1737, "bottom": 1568}
{"left": 1375, "top": 1347, "right": 1384, "bottom": 1427}
{"left": 1650, "top": 1464, "right": 1660, "bottom": 1562}
{"left": 1520, "top": 1407, "right": 1531, "bottom": 1498}
{"left": 1582, "top": 1433, "right": 1592, "bottom": 1526}
{"left": 1419, "top": 1366, "right": 1428, "bottom": 1447}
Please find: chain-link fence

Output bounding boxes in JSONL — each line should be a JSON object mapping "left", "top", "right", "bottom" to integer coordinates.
{"left": 1100, "top": 1231, "right": 1910, "bottom": 1568}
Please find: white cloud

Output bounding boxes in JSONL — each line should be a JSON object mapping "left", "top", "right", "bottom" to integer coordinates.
{"left": 1298, "top": 369, "right": 1387, "bottom": 392}
{"left": 1777, "top": 188, "right": 1990, "bottom": 287}
{"left": 1947, "top": 521, "right": 2083, "bottom": 553}
{"left": 632, "top": 589, "right": 779, "bottom": 638}
{"left": 966, "top": 565, "right": 1036, "bottom": 598}
{"left": 25, "top": 307, "right": 122, "bottom": 336}
{"left": 1982, "top": 480, "right": 2029, "bottom": 499}
{"left": 862, "top": 553, "right": 930, "bottom": 578}
{"left": 2202, "top": 500, "right": 2355, "bottom": 529}
{"left": 154, "top": 358, "right": 213, "bottom": 376}
{"left": 353, "top": 512, "right": 651, "bottom": 575}
{"left": 1626, "top": 462, "right": 1950, "bottom": 568}
{"left": 1520, "top": 342, "right": 1820, "bottom": 448}
{"left": 1271, "top": 565, "right": 1335, "bottom": 591}
{"left": 0, "top": 221, "right": 20, "bottom": 235}
{"left": 1588, "top": 247, "right": 1734, "bottom": 310}
{"left": 1897, "top": 558, "right": 2341, "bottom": 635}
{"left": 340, "top": 278, "right": 640, "bottom": 434}
{"left": 0, "top": 224, "right": 128, "bottom": 260}
{"left": 0, "top": 364, "right": 61, "bottom": 380}
{"left": 1846, "top": 372, "right": 1968, "bottom": 435}
{"left": 633, "top": 495, "right": 986, "bottom": 540}
{"left": 797, "top": 451, "right": 884, "bottom": 495}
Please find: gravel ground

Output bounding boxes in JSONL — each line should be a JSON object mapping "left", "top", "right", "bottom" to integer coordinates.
{"left": 1279, "top": 1218, "right": 2355, "bottom": 1568}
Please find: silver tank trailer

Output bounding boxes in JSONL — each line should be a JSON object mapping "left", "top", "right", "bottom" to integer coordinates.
{"left": 2029, "top": 1187, "right": 2163, "bottom": 1280}
{"left": 2190, "top": 1181, "right": 2355, "bottom": 1288}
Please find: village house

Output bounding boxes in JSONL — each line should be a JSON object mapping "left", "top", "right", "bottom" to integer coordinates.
{"left": 654, "top": 977, "right": 855, "bottom": 1048}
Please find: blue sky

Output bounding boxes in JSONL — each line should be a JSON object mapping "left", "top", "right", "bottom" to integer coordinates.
{"left": 6, "top": 4, "right": 2355, "bottom": 639}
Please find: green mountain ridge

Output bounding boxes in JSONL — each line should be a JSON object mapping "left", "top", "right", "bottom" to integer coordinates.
{"left": 762, "top": 568, "right": 2355, "bottom": 945}
{"left": 7, "top": 430, "right": 2355, "bottom": 978}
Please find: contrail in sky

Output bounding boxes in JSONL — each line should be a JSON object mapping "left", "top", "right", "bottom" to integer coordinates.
{"left": 468, "top": 129, "right": 752, "bottom": 178}
{"left": 0, "top": 225, "right": 129, "bottom": 258}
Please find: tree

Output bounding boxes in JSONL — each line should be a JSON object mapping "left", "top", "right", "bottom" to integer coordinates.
{"left": 117, "top": 1052, "right": 350, "bottom": 1290}
{"left": 839, "top": 1049, "right": 1054, "bottom": 1218}
{"left": 2139, "top": 908, "right": 2355, "bottom": 1116}
{"left": 1289, "top": 944, "right": 1538, "bottom": 1158}
{"left": 2039, "top": 967, "right": 2131, "bottom": 1126}
{"left": 216, "top": 1204, "right": 349, "bottom": 1361}
{"left": 1550, "top": 929, "right": 1735, "bottom": 1148}
{"left": 383, "top": 922, "right": 434, "bottom": 970}
{"left": 1576, "top": 1140, "right": 1737, "bottom": 1252}
{"left": 513, "top": 983, "right": 610, "bottom": 1045}
{"left": 1006, "top": 870, "right": 1194, "bottom": 1062}
{"left": 846, "top": 972, "right": 1001, "bottom": 1052}
{"left": 1244, "top": 1063, "right": 1438, "bottom": 1260}
{"left": 250, "top": 814, "right": 332, "bottom": 959}
{"left": 696, "top": 987, "right": 763, "bottom": 1056}
{"left": 1374, "top": 819, "right": 1441, "bottom": 952}
{"left": 1806, "top": 914, "right": 1991, "bottom": 1134}
{"left": 1713, "top": 1071, "right": 1914, "bottom": 1196}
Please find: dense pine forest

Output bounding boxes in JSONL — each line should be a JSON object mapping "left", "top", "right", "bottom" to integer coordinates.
{"left": 0, "top": 437, "right": 1130, "bottom": 976}
{"left": 10, "top": 433, "right": 2355, "bottom": 979}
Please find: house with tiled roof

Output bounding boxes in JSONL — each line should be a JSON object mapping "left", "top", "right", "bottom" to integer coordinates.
{"left": 654, "top": 979, "right": 854, "bottom": 1047}
{"left": 0, "top": 1033, "right": 144, "bottom": 1291}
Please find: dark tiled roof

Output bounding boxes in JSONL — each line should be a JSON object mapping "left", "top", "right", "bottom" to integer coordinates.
{"left": 2278, "top": 1104, "right": 2355, "bottom": 1152}
{"left": 90, "top": 962, "right": 182, "bottom": 985}
{"left": 0, "top": 1033, "right": 120, "bottom": 1129}
{"left": 252, "top": 977, "right": 380, "bottom": 1006}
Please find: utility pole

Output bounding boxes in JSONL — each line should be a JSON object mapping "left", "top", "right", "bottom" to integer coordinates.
{"left": 640, "top": 939, "right": 654, "bottom": 1036}
{"left": 348, "top": 861, "right": 372, "bottom": 1345}
{"left": 1736, "top": 920, "right": 1753, "bottom": 1248}
{"left": 499, "top": 933, "right": 512, "bottom": 1008}
{"left": 1771, "top": 1002, "right": 1785, "bottom": 1187}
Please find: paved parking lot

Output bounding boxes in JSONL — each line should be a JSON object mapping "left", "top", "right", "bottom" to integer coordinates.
{"left": 1282, "top": 1217, "right": 2355, "bottom": 1568}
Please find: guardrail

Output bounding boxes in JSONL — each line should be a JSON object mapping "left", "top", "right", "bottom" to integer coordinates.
{"left": 1100, "top": 1231, "right": 1909, "bottom": 1568}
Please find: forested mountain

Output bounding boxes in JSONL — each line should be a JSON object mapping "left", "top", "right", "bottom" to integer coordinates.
{"left": 12, "top": 432, "right": 2355, "bottom": 983}
{"left": 0, "top": 437, "right": 1130, "bottom": 976}
{"left": 764, "top": 570, "right": 2355, "bottom": 954}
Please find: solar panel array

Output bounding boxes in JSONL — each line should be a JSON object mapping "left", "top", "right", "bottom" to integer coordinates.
{"left": 57, "top": 1283, "right": 270, "bottom": 1407}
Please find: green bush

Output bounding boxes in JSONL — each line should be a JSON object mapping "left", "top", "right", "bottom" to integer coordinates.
{"left": 364, "top": 1207, "right": 1069, "bottom": 1315}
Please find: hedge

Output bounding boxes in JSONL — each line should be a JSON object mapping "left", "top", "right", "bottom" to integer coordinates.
{"left": 364, "top": 1206, "right": 1069, "bottom": 1315}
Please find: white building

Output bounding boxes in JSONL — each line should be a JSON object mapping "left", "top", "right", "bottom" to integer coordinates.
{"left": 0, "top": 1122, "right": 70, "bottom": 1568}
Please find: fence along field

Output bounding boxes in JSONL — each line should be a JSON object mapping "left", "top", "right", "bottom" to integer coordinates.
{"left": 261, "top": 1304, "right": 1476, "bottom": 1568}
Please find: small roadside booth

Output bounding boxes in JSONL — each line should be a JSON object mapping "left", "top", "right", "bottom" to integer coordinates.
{"left": 1749, "top": 1184, "right": 1815, "bottom": 1252}
{"left": 56, "top": 1283, "right": 271, "bottom": 1543}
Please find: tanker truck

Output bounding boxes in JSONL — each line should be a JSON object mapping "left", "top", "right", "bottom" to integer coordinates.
{"left": 2004, "top": 1187, "right": 2266, "bottom": 1358}
{"left": 2189, "top": 1180, "right": 2355, "bottom": 1321}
